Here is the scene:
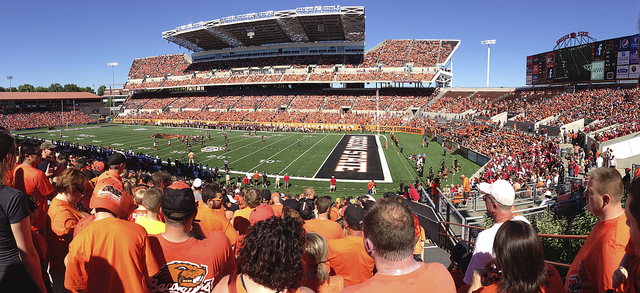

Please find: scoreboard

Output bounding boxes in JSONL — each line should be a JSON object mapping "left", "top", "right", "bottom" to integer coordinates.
{"left": 527, "top": 34, "right": 639, "bottom": 85}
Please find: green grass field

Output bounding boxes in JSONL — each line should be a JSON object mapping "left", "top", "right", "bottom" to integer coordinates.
{"left": 17, "top": 124, "right": 480, "bottom": 199}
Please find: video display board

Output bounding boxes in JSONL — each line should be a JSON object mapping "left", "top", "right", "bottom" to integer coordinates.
{"left": 526, "top": 34, "right": 639, "bottom": 85}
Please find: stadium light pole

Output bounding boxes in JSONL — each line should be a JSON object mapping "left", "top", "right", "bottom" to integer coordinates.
{"left": 480, "top": 40, "right": 496, "bottom": 87}
{"left": 6, "top": 76, "right": 13, "bottom": 92}
{"left": 107, "top": 62, "right": 118, "bottom": 93}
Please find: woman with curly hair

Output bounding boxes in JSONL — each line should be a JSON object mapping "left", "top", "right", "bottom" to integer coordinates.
{"left": 213, "top": 216, "right": 313, "bottom": 293}
{"left": 468, "top": 220, "right": 563, "bottom": 293}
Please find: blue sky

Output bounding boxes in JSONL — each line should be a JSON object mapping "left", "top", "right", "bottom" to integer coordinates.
{"left": 1, "top": 0, "right": 639, "bottom": 90}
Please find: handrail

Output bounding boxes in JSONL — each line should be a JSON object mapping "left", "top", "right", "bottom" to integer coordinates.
{"left": 438, "top": 220, "right": 587, "bottom": 268}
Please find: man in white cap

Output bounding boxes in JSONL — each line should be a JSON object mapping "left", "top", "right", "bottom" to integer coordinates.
{"left": 192, "top": 178, "right": 203, "bottom": 202}
{"left": 463, "top": 179, "right": 529, "bottom": 286}
{"left": 540, "top": 190, "right": 554, "bottom": 206}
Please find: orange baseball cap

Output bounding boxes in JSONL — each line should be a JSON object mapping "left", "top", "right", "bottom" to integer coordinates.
{"left": 90, "top": 182, "right": 136, "bottom": 219}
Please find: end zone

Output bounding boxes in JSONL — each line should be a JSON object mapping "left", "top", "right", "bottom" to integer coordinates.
{"left": 314, "top": 135, "right": 392, "bottom": 183}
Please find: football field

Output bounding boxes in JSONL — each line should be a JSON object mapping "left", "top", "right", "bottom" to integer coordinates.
{"left": 16, "top": 124, "right": 480, "bottom": 198}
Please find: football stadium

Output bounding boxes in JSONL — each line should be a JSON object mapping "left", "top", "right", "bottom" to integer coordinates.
{"left": 2, "top": 4, "right": 640, "bottom": 292}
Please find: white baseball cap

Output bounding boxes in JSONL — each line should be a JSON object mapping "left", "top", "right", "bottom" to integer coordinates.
{"left": 478, "top": 179, "right": 515, "bottom": 206}
{"left": 193, "top": 178, "right": 203, "bottom": 189}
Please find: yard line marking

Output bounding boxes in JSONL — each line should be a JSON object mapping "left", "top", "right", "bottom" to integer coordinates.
{"left": 248, "top": 139, "right": 301, "bottom": 171}
{"left": 313, "top": 134, "right": 344, "bottom": 178}
{"left": 390, "top": 136, "right": 415, "bottom": 179}
{"left": 226, "top": 135, "right": 293, "bottom": 165}
{"left": 279, "top": 135, "right": 329, "bottom": 175}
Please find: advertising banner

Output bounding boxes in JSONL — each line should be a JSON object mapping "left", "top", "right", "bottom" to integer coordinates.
{"left": 617, "top": 66, "right": 629, "bottom": 79}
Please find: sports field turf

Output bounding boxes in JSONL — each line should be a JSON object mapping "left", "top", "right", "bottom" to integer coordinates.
{"left": 17, "top": 124, "right": 480, "bottom": 199}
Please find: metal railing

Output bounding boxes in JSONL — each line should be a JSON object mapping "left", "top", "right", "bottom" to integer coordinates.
{"left": 437, "top": 220, "right": 588, "bottom": 268}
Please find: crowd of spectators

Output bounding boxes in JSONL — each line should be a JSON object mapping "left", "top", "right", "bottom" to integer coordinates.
{"left": 0, "top": 111, "right": 96, "bottom": 130}
{"left": 309, "top": 71, "right": 335, "bottom": 82}
{"left": 289, "top": 96, "right": 325, "bottom": 110}
{"left": 260, "top": 95, "right": 295, "bottom": 110}
{"left": 262, "top": 74, "right": 284, "bottom": 83}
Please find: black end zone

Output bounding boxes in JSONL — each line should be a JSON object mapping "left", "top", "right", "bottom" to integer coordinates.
{"left": 316, "top": 135, "right": 383, "bottom": 180}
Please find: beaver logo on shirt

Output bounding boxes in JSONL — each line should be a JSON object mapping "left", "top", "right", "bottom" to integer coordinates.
{"left": 151, "top": 261, "right": 211, "bottom": 292}
{"left": 167, "top": 262, "right": 207, "bottom": 287}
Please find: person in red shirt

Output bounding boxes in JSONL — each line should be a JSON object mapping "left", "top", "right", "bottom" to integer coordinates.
{"left": 148, "top": 182, "right": 236, "bottom": 291}
{"left": 13, "top": 139, "right": 55, "bottom": 232}
{"left": 342, "top": 199, "right": 455, "bottom": 293}
{"left": 65, "top": 182, "right": 159, "bottom": 292}
{"left": 304, "top": 196, "right": 345, "bottom": 241}
{"left": 326, "top": 204, "right": 375, "bottom": 287}
{"left": 330, "top": 176, "right": 336, "bottom": 193}
{"left": 284, "top": 173, "right": 290, "bottom": 189}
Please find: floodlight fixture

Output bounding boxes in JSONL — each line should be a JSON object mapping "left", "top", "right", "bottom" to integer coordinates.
{"left": 6, "top": 76, "right": 13, "bottom": 92}
{"left": 481, "top": 39, "right": 496, "bottom": 87}
{"left": 246, "top": 28, "right": 255, "bottom": 39}
{"left": 107, "top": 62, "right": 118, "bottom": 90}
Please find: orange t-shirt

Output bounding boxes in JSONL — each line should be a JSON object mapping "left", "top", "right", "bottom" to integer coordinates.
{"left": 477, "top": 263, "right": 564, "bottom": 293}
{"left": 304, "top": 218, "right": 345, "bottom": 241}
{"left": 233, "top": 207, "right": 254, "bottom": 235}
{"left": 196, "top": 206, "right": 238, "bottom": 244}
{"left": 565, "top": 214, "right": 629, "bottom": 293}
{"left": 148, "top": 232, "right": 236, "bottom": 291}
{"left": 367, "top": 182, "right": 374, "bottom": 190}
{"left": 341, "top": 262, "right": 455, "bottom": 293}
{"left": 271, "top": 204, "right": 283, "bottom": 218}
{"left": 462, "top": 177, "right": 471, "bottom": 193}
{"left": 65, "top": 217, "right": 160, "bottom": 293}
{"left": 326, "top": 235, "right": 375, "bottom": 287}
{"left": 329, "top": 207, "right": 340, "bottom": 221}
{"left": 13, "top": 164, "right": 55, "bottom": 231}
{"left": 46, "top": 197, "right": 85, "bottom": 273}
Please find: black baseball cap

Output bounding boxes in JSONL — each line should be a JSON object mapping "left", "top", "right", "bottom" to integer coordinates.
{"left": 162, "top": 182, "right": 197, "bottom": 221}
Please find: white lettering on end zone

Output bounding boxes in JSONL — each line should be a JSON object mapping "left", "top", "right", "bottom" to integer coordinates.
{"left": 335, "top": 136, "right": 368, "bottom": 172}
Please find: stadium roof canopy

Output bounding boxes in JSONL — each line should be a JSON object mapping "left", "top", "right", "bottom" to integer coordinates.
{"left": 162, "top": 6, "right": 365, "bottom": 52}
{"left": 0, "top": 92, "right": 101, "bottom": 101}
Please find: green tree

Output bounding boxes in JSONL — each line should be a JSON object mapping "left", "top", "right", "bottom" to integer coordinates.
{"left": 62, "top": 84, "right": 80, "bottom": 92}
{"left": 82, "top": 86, "right": 95, "bottom": 94}
{"left": 0, "top": 87, "right": 4, "bottom": 92}
{"left": 49, "top": 83, "right": 63, "bottom": 92}
{"left": 35, "top": 86, "right": 48, "bottom": 92}
{"left": 97, "top": 85, "right": 106, "bottom": 96}
{"left": 18, "top": 84, "right": 35, "bottom": 92}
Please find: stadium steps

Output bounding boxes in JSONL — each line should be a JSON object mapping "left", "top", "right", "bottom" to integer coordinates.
{"left": 425, "top": 89, "right": 448, "bottom": 107}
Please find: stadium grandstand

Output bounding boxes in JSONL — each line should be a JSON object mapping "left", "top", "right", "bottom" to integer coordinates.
{"left": 7, "top": 5, "right": 640, "bottom": 288}
{"left": 0, "top": 92, "right": 105, "bottom": 130}
{"left": 123, "top": 6, "right": 459, "bottom": 92}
